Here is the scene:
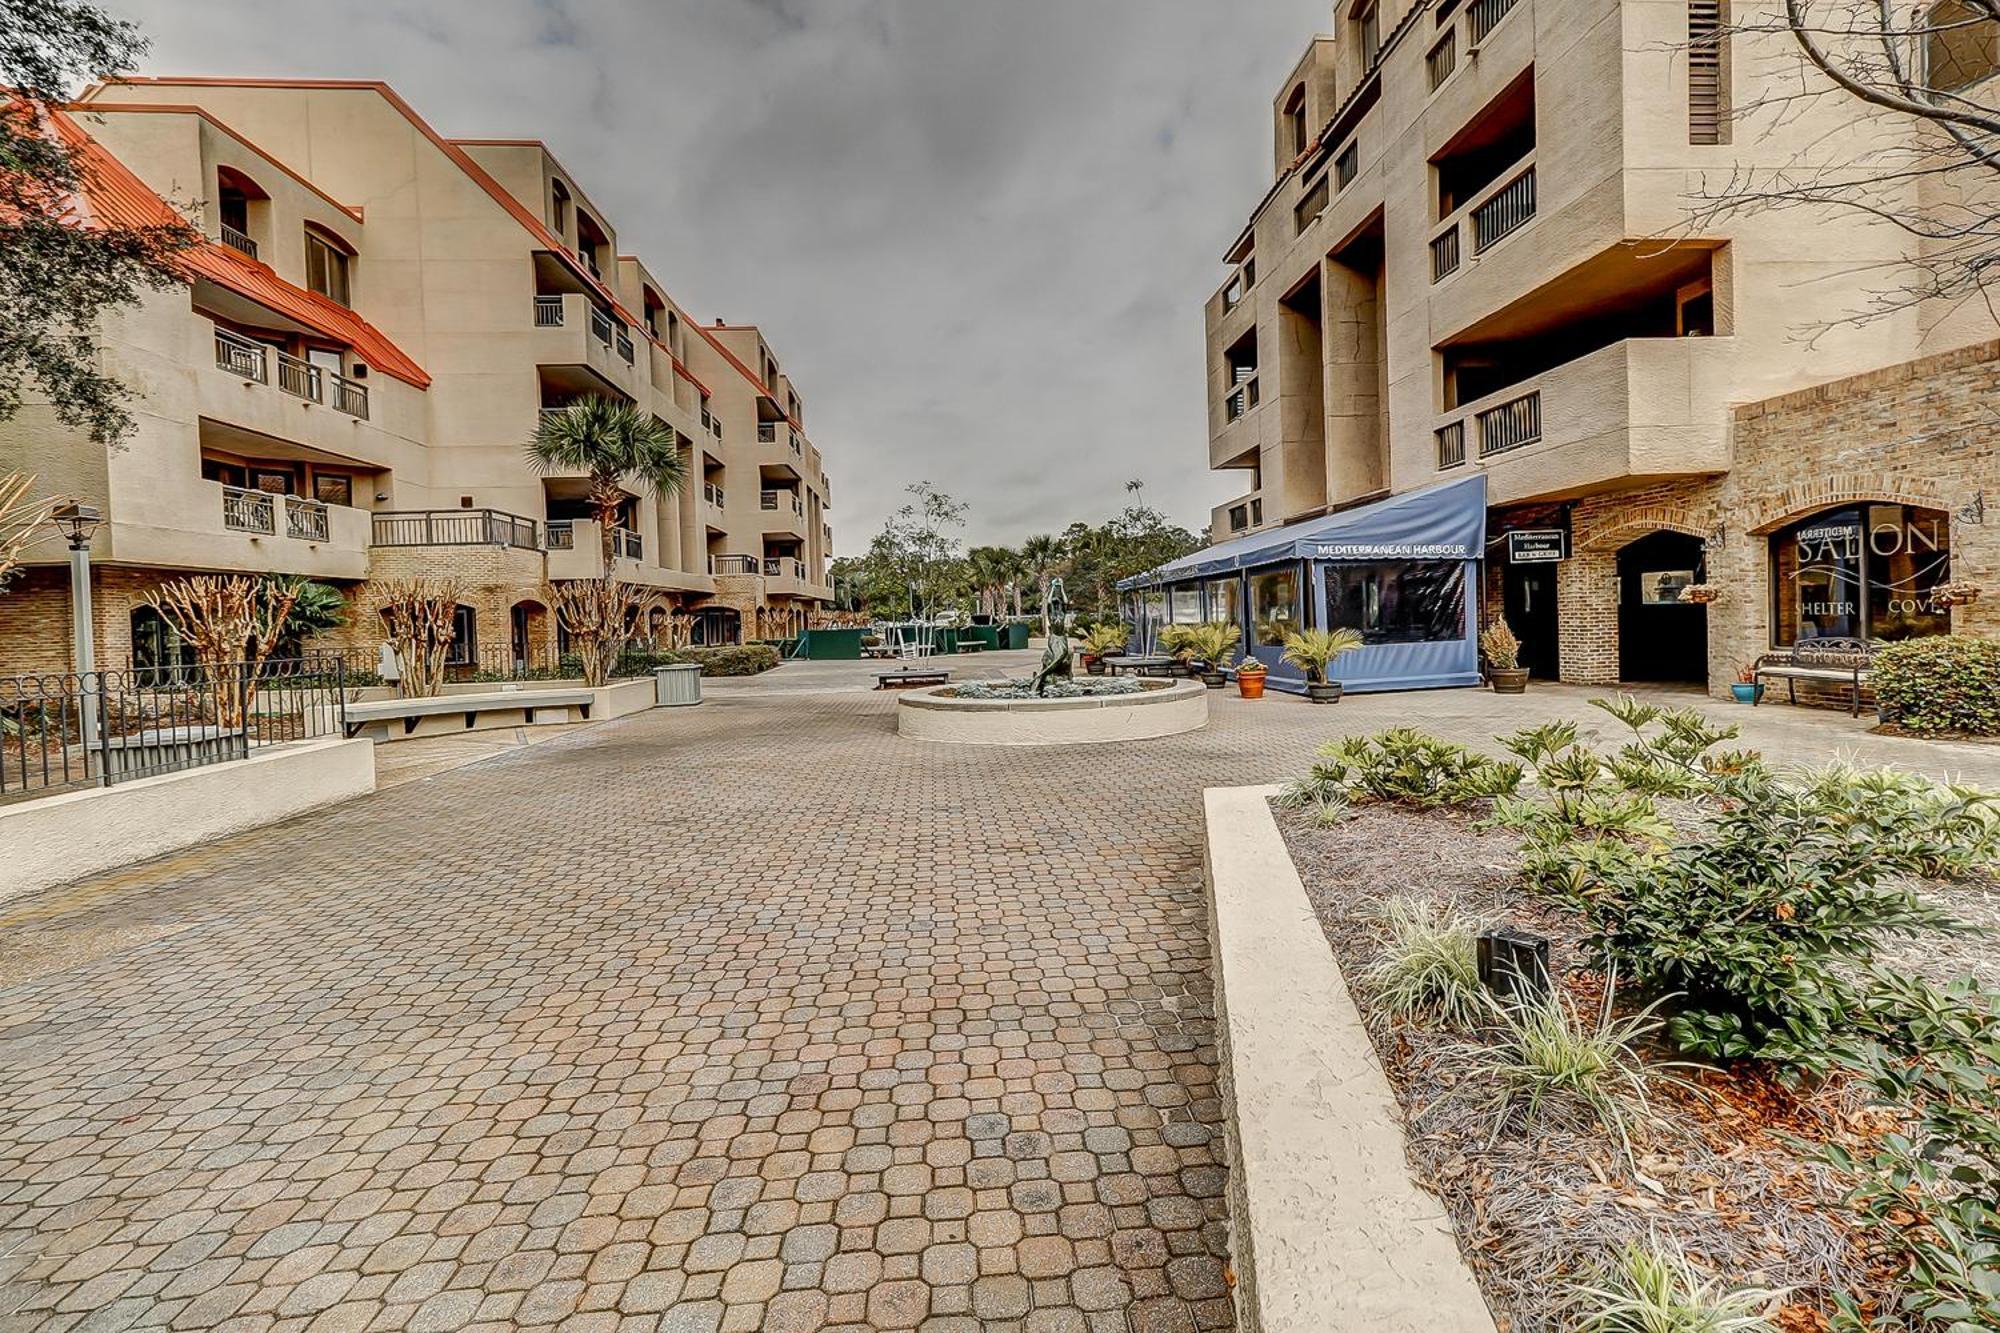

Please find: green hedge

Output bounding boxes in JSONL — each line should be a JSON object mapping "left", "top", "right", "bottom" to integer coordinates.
{"left": 678, "top": 645, "right": 781, "bottom": 676}
{"left": 1874, "top": 635, "right": 2000, "bottom": 735}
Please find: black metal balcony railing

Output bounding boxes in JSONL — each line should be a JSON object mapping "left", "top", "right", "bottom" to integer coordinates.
{"left": 1430, "top": 227, "right": 1461, "bottom": 282}
{"left": 222, "top": 485, "right": 275, "bottom": 535}
{"left": 757, "top": 422, "right": 776, "bottom": 443}
{"left": 370, "top": 509, "right": 541, "bottom": 550}
{"left": 331, "top": 376, "right": 370, "bottom": 420}
{"left": 1427, "top": 30, "right": 1458, "bottom": 90}
{"left": 1472, "top": 165, "right": 1536, "bottom": 253}
{"left": 219, "top": 223, "right": 258, "bottom": 259}
{"left": 763, "top": 557, "right": 806, "bottom": 580}
{"left": 534, "top": 294, "right": 565, "bottom": 327}
{"left": 712, "top": 554, "right": 759, "bottom": 575}
{"left": 615, "top": 329, "right": 635, "bottom": 363}
{"left": 1467, "top": 0, "right": 1521, "bottom": 44}
{"left": 215, "top": 328, "right": 268, "bottom": 382}
{"left": 790, "top": 433, "right": 803, "bottom": 456}
{"left": 1335, "top": 142, "right": 1358, "bottom": 190}
{"left": 275, "top": 350, "right": 321, "bottom": 403}
{"left": 1225, "top": 377, "right": 1260, "bottom": 422}
{"left": 285, "top": 496, "right": 330, "bottom": 542}
{"left": 1476, "top": 391, "right": 1542, "bottom": 457}
{"left": 1436, "top": 420, "right": 1467, "bottom": 469}
{"left": 589, "top": 305, "right": 613, "bottom": 347}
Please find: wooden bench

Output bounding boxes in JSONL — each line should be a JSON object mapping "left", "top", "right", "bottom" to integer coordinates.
{"left": 343, "top": 688, "right": 597, "bottom": 738}
{"left": 1753, "top": 637, "right": 1877, "bottom": 716}
{"left": 876, "top": 668, "right": 950, "bottom": 690}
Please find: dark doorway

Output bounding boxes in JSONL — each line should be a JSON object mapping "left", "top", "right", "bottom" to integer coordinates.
{"left": 1617, "top": 531, "right": 1708, "bottom": 683}
{"left": 1502, "top": 564, "right": 1560, "bottom": 678}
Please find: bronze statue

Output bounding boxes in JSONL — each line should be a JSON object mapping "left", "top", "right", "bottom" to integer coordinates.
{"left": 1028, "top": 578, "right": 1072, "bottom": 695}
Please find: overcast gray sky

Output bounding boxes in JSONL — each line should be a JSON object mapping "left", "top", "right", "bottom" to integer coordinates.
{"left": 102, "top": 0, "right": 1329, "bottom": 545}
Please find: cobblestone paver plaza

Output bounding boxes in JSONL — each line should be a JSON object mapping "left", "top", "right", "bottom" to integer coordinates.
{"left": 4, "top": 658, "right": 1995, "bottom": 1333}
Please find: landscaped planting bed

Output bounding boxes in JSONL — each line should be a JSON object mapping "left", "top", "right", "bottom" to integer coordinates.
{"left": 1271, "top": 703, "right": 2000, "bottom": 1333}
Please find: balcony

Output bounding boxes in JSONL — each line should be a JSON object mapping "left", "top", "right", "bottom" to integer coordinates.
{"left": 222, "top": 484, "right": 274, "bottom": 535}
{"left": 711, "top": 554, "right": 760, "bottom": 576}
{"left": 762, "top": 557, "right": 808, "bottom": 590}
{"left": 760, "top": 490, "right": 804, "bottom": 516}
{"left": 529, "top": 294, "right": 638, "bottom": 396}
{"left": 758, "top": 422, "right": 776, "bottom": 443}
{"left": 372, "top": 509, "right": 541, "bottom": 550}
{"left": 285, "top": 496, "right": 330, "bottom": 542}
{"left": 703, "top": 481, "right": 726, "bottom": 509}
{"left": 212, "top": 328, "right": 369, "bottom": 419}
{"left": 545, "top": 519, "right": 673, "bottom": 585}
{"left": 1225, "top": 376, "right": 1260, "bottom": 423}
{"left": 1429, "top": 156, "right": 1536, "bottom": 285}
{"left": 1430, "top": 336, "right": 1736, "bottom": 503}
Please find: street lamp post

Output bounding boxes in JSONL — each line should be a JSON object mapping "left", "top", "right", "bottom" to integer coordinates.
{"left": 51, "top": 504, "right": 104, "bottom": 760}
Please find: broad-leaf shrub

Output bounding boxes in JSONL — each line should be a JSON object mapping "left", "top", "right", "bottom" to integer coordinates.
{"left": 1822, "top": 974, "right": 2000, "bottom": 1333}
{"left": 1313, "top": 728, "right": 1524, "bottom": 808}
{"left": 1580, "top": 772, "right": 1960, "bottom": 1067}
{"left": 1875, "top": 636, "right": 2000, "bottom": 737}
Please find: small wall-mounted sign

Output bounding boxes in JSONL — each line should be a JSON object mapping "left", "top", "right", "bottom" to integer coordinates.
{"left": 1507, "top": 529, "right": 1567, "bottom": 564}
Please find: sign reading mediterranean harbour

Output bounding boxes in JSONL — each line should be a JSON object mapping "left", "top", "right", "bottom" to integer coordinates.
{"left": 1506, "top": 529, "right": 1567, "bottom": 563}
{"left": 1305, "top": 541, "right": 1477, "bottom": 560}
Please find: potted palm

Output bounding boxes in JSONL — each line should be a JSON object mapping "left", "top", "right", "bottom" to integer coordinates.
{"left": 1234, "top": 656, "right": 1268, "bottom": 699}
{"left": 1480, "top": 619, "right": 1529, "bottom": 694}
{"left": 1157, "top": 625, "right": 1195, "bottom": 676}
{"left": 1190, "top": 621, "right": 1241, "bottom": 688}
{"left": 1080, "top": 624, "right": 1129, "bottom": 675}
{"left": 1281, "top": 627, "right": 1365, "bottom": 704}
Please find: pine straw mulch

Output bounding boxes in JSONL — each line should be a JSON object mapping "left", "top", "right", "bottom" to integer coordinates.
{"left": 1274, "top": 800, "right": 1955, "bottom": 1333}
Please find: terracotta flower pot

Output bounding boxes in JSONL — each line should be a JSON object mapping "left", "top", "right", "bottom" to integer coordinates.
{"left": 1237, "top": 673, "right": 1266, "bottom": 699}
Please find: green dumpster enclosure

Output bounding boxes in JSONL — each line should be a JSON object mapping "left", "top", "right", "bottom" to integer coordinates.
{"left": 790, "top": 628, "right": 865, "bottom": 660}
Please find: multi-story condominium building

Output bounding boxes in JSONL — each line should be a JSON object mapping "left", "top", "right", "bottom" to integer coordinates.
{"left": 0, "top": 78, "right": 835, "bottom": 674}
{"left": 1186, "top": 0, "right": 1996, "bottom": 695}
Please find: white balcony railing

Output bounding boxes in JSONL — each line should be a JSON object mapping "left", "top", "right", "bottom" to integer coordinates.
{"left": 222, "top": 485, "right": 275, "bottom": 534}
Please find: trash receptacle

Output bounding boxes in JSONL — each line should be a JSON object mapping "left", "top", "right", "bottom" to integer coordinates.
{"left": 655, "top": 663, "right": 702, "bottom": 707}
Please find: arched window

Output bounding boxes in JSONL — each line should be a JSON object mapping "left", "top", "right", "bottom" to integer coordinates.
{"left": 1768, "top": 503, "right": 1952, "bottom": 645}
{"left": 304, "top": 224, "right": 353, "bottom": 306}
{"left": 1926, "top": 0, "right": 1999, "bottom": 94}
{"left": 130, "top": 606, "right": 197, "bottom": 680}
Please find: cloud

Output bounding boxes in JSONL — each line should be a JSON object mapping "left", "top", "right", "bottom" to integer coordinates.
{"left": 103, "top": 0, "right": 1330, "bottom": 543}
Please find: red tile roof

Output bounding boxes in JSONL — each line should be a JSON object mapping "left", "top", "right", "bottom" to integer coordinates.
{"left": 49, "top": 106, "right": 429, "bottom": 388}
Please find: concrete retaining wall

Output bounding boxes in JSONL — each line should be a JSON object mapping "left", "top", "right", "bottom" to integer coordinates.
{"left": 1203, "top": 783, "right": 1496, "bottom": 1333}
{"left": 0, "top": 737, "right": 376, "bottom": 905}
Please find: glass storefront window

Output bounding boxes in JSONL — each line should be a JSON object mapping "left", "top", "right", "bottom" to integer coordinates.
{"left": 1169, "top": 585, "right": 1202, "bottom": 624}
{"left": 1770, "top": 504, "right": 1950, "bottom": 644}
{"left": 1204, "top": 577, "right": 1239, "bottom": 627}
{"left": 1248, "top": 566, "right": 1300, "bottom": 647}
{"left": 1324, "top": 561, "right": 1467, "bottom": 644}
{"left": 1142, "top": 591, "right": 1167, "bottom": 650}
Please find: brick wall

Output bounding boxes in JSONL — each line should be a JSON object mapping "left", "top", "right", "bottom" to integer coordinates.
{"left": 1504, "top": 338, "right": 1998, "bottom": 699}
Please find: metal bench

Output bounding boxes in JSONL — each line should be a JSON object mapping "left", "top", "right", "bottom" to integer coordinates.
{"left": 1100, "top": 654, "right": 1176, "bottom": 678}
{"left": 343, "top": 688, "right": 597, "bottom": 738}
{"left": 876, "top": 668, "right": 950, "bottom": 690}
{"left": 1753, "top": 637, "right": 1877, "bottom": 716}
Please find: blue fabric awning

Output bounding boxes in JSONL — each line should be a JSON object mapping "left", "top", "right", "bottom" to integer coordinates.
{"left": 1118, "top": 474, "right": 1489, "bottom": 589}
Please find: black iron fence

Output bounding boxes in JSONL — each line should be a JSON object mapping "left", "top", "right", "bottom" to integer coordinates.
{"left": 0, "top": 656, "right": 351, "bottom": 803}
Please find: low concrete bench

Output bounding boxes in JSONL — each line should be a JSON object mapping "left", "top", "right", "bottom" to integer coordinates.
{"left": 1753, "top": 637, "right": 1877, "bottom": 716}
{"left": 344, "top": 688, "right": 597, "bottom": 739}
{"left": 877, "top": 669, "right": 951, "bottom": 690}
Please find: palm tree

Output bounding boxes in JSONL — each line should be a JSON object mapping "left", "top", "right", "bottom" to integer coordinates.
{"left": 527, "top": 397, "right": 686, "bottom": 564}
{"left": 1018, "top": 533, "right": 1063, "bottom": 635}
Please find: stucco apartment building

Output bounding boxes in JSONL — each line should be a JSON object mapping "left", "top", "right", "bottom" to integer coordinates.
{"left": 1202, "top": 0, "right": 1997, "bottom": 693}
{"left": 0, "top": 77, "right": 835, "bottom": 676}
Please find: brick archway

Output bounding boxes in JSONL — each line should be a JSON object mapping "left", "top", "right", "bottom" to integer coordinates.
{"left": 1559, "top": 506, "right": 1720, "bottom": 687}
{"left": 1575, "top": 505, "right": 1719, "bottom": 553}
{"left": 1745, "top": 477, "right": 1952, "bottom": 535}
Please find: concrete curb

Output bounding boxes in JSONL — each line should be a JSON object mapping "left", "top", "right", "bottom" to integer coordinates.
{"left": 1203, "top": 784, "right": 1496, "bottom": 1333}
{"left": 896, "top": 679, "right": 1208, "bottom": 745}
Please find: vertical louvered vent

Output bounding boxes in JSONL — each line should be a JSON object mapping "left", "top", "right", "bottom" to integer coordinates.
{"left": 1689, "top": 0, "right": 1729, "bottom": 144}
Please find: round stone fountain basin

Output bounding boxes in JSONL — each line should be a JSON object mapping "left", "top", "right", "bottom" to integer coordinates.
{"left": 895, "top": 678, "right": 1208, "bottom": 745}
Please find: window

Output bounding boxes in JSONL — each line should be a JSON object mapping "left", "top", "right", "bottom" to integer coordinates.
{"left": 1769, "top": 504, "right": 1951, "bottom": 645}
{"left": 1688, "top": 0, "right": 1730, "bottom": 144}
{"left": 1205, "top": 577, "right": 1240, "bottom": 627}
{"left": 1283, "top": 84, "right": 1309, "bottom": 157}
{"left": 1926, "top": 0, "right": 1999, "bottom": 93}
{"left": 448, "top": 605, "right": 478, "bottom": 666}
{"left": 1325, "top": 561, "right": 1468, "bottom": 644}
{"left": 550, "top": 178, "right": 571, "bottom": 234}
{"left": 1335, "top": 141, "right": 1359, "bottom": 189}
{"left": 305, "top": 227, "right": 351, "bottom": 306}
{"left": 313, "top": 473, "right": 353, "bottom": 507}
{"left": 1357, "top": 1, "right": 1381, "bottom": 68}
{"left": 1294, "top": 174, "right": 1330, "bottom": 232}
{"left": 1169, "top": 586, "right": 1202, "bottom": 623}
{"left": 1248, "top": 566, "right": 1301, "bottom": 647}
{"left": 130, "top": 607, "right": 197, "bottom": 679}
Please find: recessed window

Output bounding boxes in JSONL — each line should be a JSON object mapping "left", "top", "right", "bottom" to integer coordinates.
{"left": 1769, "top": 504, "right": 1952, "bottom": 644}
{"left": 1283, "top": 85, "right": 1308, "bottom": 157}
{"left": 1294, "top": 174, "right": 1330, "bottom": 232}
{"left": 550, "top": 178, "right": 571, "bottom": 234}
{"left": 304, "top": 226, "right": 352, "bottom": 306}
{"left": 1357, "top": 0, "right": 1381, "bottom": 68}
